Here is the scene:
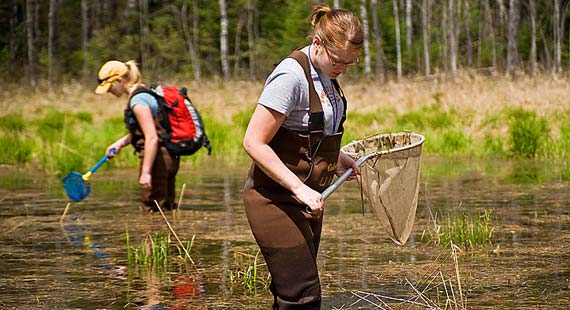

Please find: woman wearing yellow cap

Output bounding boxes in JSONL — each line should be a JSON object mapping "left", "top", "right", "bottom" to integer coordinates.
{"left": 95, "top": 60, "right": 179, "bottom": 213}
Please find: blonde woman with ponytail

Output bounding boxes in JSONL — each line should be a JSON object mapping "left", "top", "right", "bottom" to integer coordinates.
{"left": 95, "top": 60, "right": 180, "bottom": 213}
{"left": 242, "top": 4, "right": 364, "bottom": 309}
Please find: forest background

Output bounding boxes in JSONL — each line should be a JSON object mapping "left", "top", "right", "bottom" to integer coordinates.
{"left": 1, "top": 0, "right": 570, "bottom": 177}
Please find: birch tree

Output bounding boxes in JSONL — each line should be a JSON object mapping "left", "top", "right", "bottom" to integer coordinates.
{"left": 219, "top": 0, "right": 230, "bottom": 80}
{"left": 360, "top": 0, "right": 372, "bottom": 75}
{"left": 371, "top": 0, "right": 385, "bottom": 81}
{"left": 393, "top": 0, "right": 402, "bottom": 80}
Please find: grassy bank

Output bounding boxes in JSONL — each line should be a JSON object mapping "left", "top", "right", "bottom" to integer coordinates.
{"left": 2, "top": 73, "right": 570, "bottom": 175}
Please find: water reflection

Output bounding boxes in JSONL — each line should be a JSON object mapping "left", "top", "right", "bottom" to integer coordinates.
{"left": 0, "top": 157, "right": 569, "bottom": 308}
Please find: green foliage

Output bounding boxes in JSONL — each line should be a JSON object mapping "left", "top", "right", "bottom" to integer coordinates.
{"left": 508, "top": 108, "right": 549, "bottom": 157}
{"left": 431, "top": 129, "right": 470, "bottom": 154}
{"left": 423, "top": 210, "right": 494, "bottom": 249}
{"left": 0, "top": 134, "right": 34, "bottom": 164}
{"left": 396, "top": 104, "right": 457, "bottom": 131}
{"left": 227, "top": 250, "right": 269, "bottom": 294}
{"left": 0, "top": 114, "right": 26, "bottom": 132}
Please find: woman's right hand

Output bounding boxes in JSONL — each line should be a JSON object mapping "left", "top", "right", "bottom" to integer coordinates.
{"left": 106, "top": 143, "right": 121, "bottom": 158}
{"left": 292, "top": 184, "right": 324, "bottom": 218}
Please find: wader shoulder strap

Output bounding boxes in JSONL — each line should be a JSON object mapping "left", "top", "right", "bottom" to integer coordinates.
{"left": 287, "top": 50, "right": 324, "bottom": 132}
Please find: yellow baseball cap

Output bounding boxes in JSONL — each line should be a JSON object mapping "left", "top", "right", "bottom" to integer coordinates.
{"left": 95, "top": 60, "right": 129, "bottom": 94}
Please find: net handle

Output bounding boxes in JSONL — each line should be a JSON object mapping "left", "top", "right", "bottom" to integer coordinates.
{"left": 303, "top": 133, "right": 425, "bottom": 213}
{"left": 322, "top": 133, "right": 425, "bottom": 200}
{"left": 321, "top": 153, "right": 374, "bottom": 200}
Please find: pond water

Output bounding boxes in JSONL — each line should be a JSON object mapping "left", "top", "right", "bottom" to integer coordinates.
{"left": 0, "top": 157, "right": 569, "bottom": 309}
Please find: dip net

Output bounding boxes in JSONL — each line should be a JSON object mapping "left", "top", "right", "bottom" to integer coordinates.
{"left": 341, "top": 132, "right": 425, "bottom": 245}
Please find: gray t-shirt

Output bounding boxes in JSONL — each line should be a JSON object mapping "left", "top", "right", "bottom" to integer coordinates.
{"left": 258, "top": 47, "right": 344, "bottom": 135}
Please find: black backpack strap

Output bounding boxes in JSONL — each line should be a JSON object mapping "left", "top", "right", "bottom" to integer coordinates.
{"left": 287, "top": 50, "right": 324, "bottom": 133}
{"left": 331, "top": 79, "right": 347, "bottom": 133}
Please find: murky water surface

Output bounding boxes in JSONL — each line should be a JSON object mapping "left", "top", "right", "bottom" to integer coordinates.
{"left": 1, "top": 157, "right": 569, "bottom": 309}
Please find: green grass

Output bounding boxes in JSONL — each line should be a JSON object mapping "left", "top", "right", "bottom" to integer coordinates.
{"left": 507, "top": 108, "right": 549, "bottom": 158}
{"left": 125, "top": 228, "right": 193, "bottom": 269}
{"left": 4, "top": 103, "right": 570, "bottom": 174}
{"left": 423, "top": 209, "right": 494, "bottom": 249}
{"left": 226, "top": 250, "right": 269, "bottom": 294}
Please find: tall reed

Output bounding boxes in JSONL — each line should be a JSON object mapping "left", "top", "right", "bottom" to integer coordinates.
{"left": 423, "top": 209, "right": 494, "bottom": 249}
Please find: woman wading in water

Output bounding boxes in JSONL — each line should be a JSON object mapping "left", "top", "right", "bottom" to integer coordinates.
{"left": 242, "top": 4, "right": 364, "bottom": 309}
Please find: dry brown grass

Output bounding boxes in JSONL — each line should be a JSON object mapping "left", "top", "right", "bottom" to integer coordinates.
{"left": 3, "top": 72, "right": 570, "bottom": 129}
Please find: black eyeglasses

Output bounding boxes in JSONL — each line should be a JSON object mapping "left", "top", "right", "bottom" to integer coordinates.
{"left": 322, "top": 44, "right": 360, "bottom": 67}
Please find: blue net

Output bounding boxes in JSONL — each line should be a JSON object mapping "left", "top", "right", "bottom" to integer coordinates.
{"left": 62, "top": 172, "right": 91, "bottom": 202}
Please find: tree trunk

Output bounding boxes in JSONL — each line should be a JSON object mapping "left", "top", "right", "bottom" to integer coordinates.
{"left": 496, "top": 0, "right": 506, "bottom": 71}
{"left": 333, "top": 0, "right": 340, "bottom": 9}
{"left": 9, "top": 0, "right": 19, "bottom": 77}
{"left": 234, "top": 9, "right": 245, "bottom": 77}
{"left": 554, "top": 0, "right": 561, "bottom": 74}
{"left": 448, "top": 0, "right": 457, "bottom": 79}
{"left": 529, "top": 0, "right": 536, "bottom": 75}
{"left": 463, "top": 0, "right": 472, "bottom": 66}
{"left": 81, "top": 0, "right": 89, "bottom": 77}
{"left": 193, "top": 0, "right": 201, "bottom": 80}
{"left": 422, "top": 0, "right": 430, "bottom": 75}
{"left": 360, "top": 0, "right": 372, "bottom": 76}
{"left": 405, "top": 0, "right": 412, "bottom": 69}
{"left": 371, "top": 0, "right": 385, "bottom": 82}
{"left": 247, "top": 0, "right": 256, "bottom": 80}
{"left": 506, "top": 0, "right": 520, "bottom": 76}
{"left": 26, "top": 0, "right": 36, "bottom": 87}
{"left": 138, "top": 0, "right": 149, "bottom": 73}
{"left": 181, "top": 1, "right": 201, "bottom": 81}
{"left": 219, "top": 0, "right": 230, "bottom": 80}
{"left": 393, "top": 0, "right": 402, "bottom": 80}
{"left": 48, "top": 0, "right": 57, "bottom": 89}
{"left": 484, "top": 0, "right": 497, "bottom": 69}
{"left": 441, "top": 1, "right": 448, "bottom": 72}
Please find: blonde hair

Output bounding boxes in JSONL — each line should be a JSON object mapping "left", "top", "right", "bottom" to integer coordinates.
{"left": 123, "top": 60, "right": 142, "bottom": 87}
{"left": 310, "top": 4, "right": 363, "bottom": 52}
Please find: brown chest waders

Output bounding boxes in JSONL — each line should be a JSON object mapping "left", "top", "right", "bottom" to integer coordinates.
{"left": 243, "top": 50, "right": 347, "bottom": 309}
{"left": 126, "top": 90, "right": 180, "bottom": 212}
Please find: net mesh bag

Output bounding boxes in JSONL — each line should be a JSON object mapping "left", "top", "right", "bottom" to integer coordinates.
{"left": 341, "top": 132, "right": 425, "bottom": 245}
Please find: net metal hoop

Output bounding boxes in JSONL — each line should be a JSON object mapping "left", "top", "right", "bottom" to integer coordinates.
{"left": 341, "top": 132, "right": 425, "bottom": 245}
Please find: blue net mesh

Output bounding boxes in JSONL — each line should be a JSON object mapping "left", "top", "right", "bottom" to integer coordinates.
{"left": 62, "top": 172, "right": 91, "bottom": 202}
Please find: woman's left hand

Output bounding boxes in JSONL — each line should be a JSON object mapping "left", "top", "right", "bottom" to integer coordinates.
{"left": 335, "top": 151, "right": 360, "bottom": 181}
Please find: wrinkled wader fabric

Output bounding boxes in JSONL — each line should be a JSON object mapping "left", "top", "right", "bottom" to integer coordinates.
{"left": 243, "top": 50, "right": 347, "bottom": 309}
{"left": 125, "top": 90, "right": 180, "bottom": 212}
{"left": 138, "top": 145, "right": 180, "bottom": 212}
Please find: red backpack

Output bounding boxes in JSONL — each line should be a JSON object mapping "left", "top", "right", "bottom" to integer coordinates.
{"left": 127, "top": 85, "right": 212, "bottom": 156}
